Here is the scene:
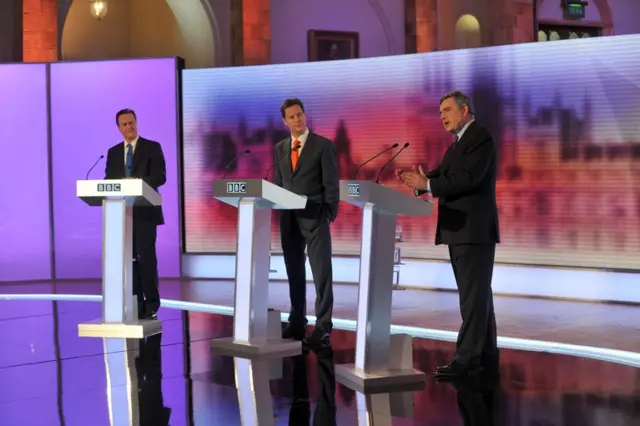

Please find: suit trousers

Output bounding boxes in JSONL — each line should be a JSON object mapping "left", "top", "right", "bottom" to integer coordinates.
{"left": 280, "top": 212, "right": 334, "bottom": 331}
{"left": 133, "top": 220, "right": 160, "bottom": 308}
{"left": 448, "top": 243, "right": 498, "bottom": 366}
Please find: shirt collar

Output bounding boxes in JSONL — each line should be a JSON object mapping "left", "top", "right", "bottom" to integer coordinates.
{"left": 291, "top": 128, "right": 309, "bottom": 146}
{"left": 125, "top": 136, "right": 139, "bottom": 150}
{"left": 456, "top": 119, "right": 474, "bottom": 140}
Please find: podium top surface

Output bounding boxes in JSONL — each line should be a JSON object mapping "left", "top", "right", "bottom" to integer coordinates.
{"left": 339, "top": 180, "right": 432, "bottom": 216}
{"left": 212, "top": 178, "right": 307, "bottom": 210}
{"left": 77, "top": 179, "right": 162, "bottom": 207}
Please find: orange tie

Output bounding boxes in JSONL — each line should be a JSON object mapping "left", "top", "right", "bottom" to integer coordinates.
{"left": 291, "top": 139, "right": 300, "bottom": 171}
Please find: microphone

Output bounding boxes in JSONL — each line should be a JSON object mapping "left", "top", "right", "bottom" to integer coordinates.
{"left": 221, "top": 149, "right": 251, "bottom": 178}
{"left": 375, "top": 142, "right": 410, "bottom": 184}
{"left": 351, "top": 143, "right": 399, "bottom": 179}
{"left": 263, "top": 145, "right": 301, "bottom": 180}
{"left": 85, "top": 155, "right": 104, "bottom": 180}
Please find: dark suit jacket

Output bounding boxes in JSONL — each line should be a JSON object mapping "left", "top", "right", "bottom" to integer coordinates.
{"left": 420, "top": 121, "right": 500, "bottom": 245}
{"left": 104, "top": 136, "right": 166, "bottom": 225}
{"left": 273, "top": 131, "right": 339, "bottom": 224}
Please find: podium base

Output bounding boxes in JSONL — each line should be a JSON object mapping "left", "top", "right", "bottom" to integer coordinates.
{"left": 78, "top": 318, "right": 162, "bottom": 339}
{"left": 335, "top": 364, "right": 426, "bottom": 394}
{"left": 210, "top": 337, "right": 302, "bottom": 359}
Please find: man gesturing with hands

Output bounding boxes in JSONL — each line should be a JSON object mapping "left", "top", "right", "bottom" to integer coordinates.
{"left": 397, "top": 91, "right": 500, "bottom": 379}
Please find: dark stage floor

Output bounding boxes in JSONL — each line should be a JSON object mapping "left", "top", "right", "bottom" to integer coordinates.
{"left": 1, "top": 299, "right": 639, "bottom": 425}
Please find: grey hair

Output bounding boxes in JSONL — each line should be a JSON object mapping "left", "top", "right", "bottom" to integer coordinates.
{"left": 440, "top": 91, "right": 474, "bottom": 116}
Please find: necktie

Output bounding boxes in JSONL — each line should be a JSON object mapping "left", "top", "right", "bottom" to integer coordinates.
{"left": 451, "top": 135, "right": 459, "bottom": 151}
{"left": 125, "top": 143, "right": 133, "bottom": 177}
{"left": 291, "top": 139, "right": 300, "bottom": 171}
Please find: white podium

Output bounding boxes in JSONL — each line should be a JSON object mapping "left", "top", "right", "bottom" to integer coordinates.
{"left": 356, "top": 387, "right": 419, "bottom": 425}
{"left": 234, "top": 358, "right": 275, "bottom": 426}
{"left": 77, "top": 179, "right": 163, "bottom": 338}
{"left": 103, "top": 338, "right": 141, "bottom": 425}
{"left": 211, "top": 179, "right": 307, "bottom": 358}
{"left": 336, "top": 180, "right": 433, "bottom": 393}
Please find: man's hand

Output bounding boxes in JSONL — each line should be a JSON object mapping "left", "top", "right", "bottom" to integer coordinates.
{"left": 398, "top": 165, "right": 428, "bottom": 190}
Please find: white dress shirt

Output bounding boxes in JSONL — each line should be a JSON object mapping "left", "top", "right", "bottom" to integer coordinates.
{"left": 455, "top": 119, "right": 475, "bottom": 141}
{"left": 291, "top": 128, "right": 309, "bottom": 154}
{"left": 124, "top": 136, "right": 139, "bottom": 166}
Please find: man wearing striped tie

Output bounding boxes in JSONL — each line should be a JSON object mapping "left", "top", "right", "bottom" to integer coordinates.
{"left": 273, "top": 98, "right": 339, "bottom": 347}
{"left": 105, "top": 108, "right": 166, "bottom": 320}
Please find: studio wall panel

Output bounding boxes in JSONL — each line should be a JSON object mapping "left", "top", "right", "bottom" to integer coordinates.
{"left": 50, "top": 58, "right": 181, "bottom": 279}
{"left": 182, "top": 35, "right": 640, "bottom": 270}
{"left": 0, "top": 64, "right": 51, "bottom": 281}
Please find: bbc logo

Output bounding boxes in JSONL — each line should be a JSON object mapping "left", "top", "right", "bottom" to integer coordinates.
{"left": 97, "top": 183, "right": 121, "bottom": 192}
{"left": 226, "top": 182, "right": 247, "bottom": 194}
{"left": 347, "top": 183, "right": 360, "bottom": 197}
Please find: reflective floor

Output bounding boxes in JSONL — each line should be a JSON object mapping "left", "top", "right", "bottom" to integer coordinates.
{"left": 4, "top": 279, "right": 640, "bottom": 354}
{"left": 2, "top": 299, "right": 640, "bottom": 425}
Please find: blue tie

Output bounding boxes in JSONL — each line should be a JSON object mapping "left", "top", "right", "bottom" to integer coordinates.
{"left": 125, "top": 143, "right": 133, "bottom": 177}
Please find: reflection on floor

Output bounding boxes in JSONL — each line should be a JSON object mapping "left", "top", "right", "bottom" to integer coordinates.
{"left": 3, "top": 278, "right": 640, "bottom": 353}
{"left": 0, "top": 299, "right": 639, "bottom": 425}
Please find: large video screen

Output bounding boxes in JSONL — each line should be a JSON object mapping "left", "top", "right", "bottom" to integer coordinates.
{"left": 0, "top": 64, "right": 52, "bottom": 281}
{"left": 182, "top": 35, "right": 640, "bottom": 270}
{"left": 50, "top": 58, "right": 181, "bottom": 279}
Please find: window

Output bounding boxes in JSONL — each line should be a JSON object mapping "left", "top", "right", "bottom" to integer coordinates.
{"left": 537, "top": 24, "right": 601, "bottom": 41}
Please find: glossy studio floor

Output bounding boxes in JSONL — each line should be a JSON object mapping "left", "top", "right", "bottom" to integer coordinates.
{"left": 1, "top": 277, "right": 640, "bottom": 426}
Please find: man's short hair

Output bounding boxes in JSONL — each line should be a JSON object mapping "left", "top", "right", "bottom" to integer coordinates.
{"left": 440, "top": 91, "right": 474, "bottom": 116}
{"left": 116, "top": 108, "right": 137, "bottom": 125}
{"left": 280, "top": 98, "right": 305, "bottom": 118}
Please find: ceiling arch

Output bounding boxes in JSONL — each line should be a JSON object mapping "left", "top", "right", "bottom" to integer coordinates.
{"left": 59, "top": 0, "right": 217, "bottom": 68}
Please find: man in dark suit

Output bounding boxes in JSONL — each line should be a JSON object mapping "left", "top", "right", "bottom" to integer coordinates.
{"left": 273, "top": 98, "right": 339, "bottom": 347}
{"left": 397, "top": 91, "right": 500, "bottom": 378}
{"left": 105, "top": 108, "right": 166, "bottom": 320}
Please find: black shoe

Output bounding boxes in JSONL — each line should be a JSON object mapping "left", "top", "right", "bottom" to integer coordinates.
{"left": 434, "top": 360, "right": 484, "bottom": 379}
{"left": 282, "top": 324, "right": 306, "bottom": 341}
{"left": 303, "top": 328, "right": 331, "bottom": 347}
{"left": 143, "top": 303, "right": 159, "bottom": 320}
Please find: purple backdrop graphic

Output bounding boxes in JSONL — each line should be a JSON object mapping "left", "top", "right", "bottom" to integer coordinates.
{"left": 50, "top": 58, "right": 181, "bottom": 279}
{"left": 0, "top": 64, "right": 52, "bottom": 282}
